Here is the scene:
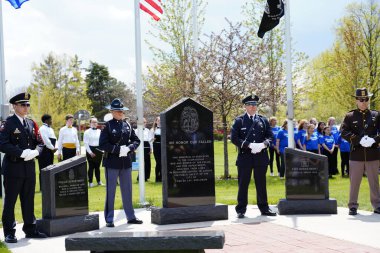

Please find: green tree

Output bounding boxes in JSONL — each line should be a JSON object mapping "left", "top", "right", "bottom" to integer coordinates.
{"left": 28, "top": 53, "right": 91, "bottom": 130}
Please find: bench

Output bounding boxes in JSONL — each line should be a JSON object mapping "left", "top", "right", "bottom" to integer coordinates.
{"left": 65, "top": 230, "right": 225, "bottom": 253}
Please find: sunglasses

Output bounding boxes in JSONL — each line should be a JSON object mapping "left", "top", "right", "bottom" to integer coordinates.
{"left": 18, "top": 103, "right": 30, "bottom": 107}
{"left": 356, "top": 98, "right": 369, "bottom": 102}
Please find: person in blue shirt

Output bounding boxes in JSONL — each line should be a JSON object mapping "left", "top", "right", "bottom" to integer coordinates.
{"left": 321, "top": 126, "right": 336, "bottom": 178}
{"left": 304, "top": 124, "right": 320, "bottom": 154}
{"left": 317, "top": 122, "right": 326, "bottom": 153}
{"left": 268, "top": 117, "right": 280, "bottom": 176}
{"left": 296, "top": 119, "right": 308, "bottom": 150}
{"left": 275, "top": 120, "right": 288, "bottom": 179}
{"left": 337, "top": 132, "right": 350, "bottom": 177}
{"left": 328, "top": 117, "right": 339, "bottom": 175}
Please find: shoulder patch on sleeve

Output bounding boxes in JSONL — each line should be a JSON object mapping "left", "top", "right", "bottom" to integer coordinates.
{"left": 0, "top": 121, "right": 6, "bottom": 132}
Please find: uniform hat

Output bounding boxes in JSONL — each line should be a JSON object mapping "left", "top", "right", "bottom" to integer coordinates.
{"left": 9, "top": 92, "right": 31, "bottom": 104}
{"left": 352, "top": 88, "right": 373, "bottom": 98}
{"left": 105, "top": 98, "right": 129, "bottom": 111}
{"left": 242, "top": 95, "right": 259, "bottom": 106}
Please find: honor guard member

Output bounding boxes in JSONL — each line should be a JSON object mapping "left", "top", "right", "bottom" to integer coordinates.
{"left": 341, "top": 88, "right": 380, "bottom": 216}
{"left": 57, "top": 114, "right": 80, "bottom": 161}
{"left": 38, "top": 114, "right": 57, "bottom": 190}
{"left": 99, "top": 98, "right": 143, "bottom": 227}
{"left": 0, "top": 92, "right": 47, "bottom": 243}
{"left": 231, "top": 95, "right": 276, "bottom": 218}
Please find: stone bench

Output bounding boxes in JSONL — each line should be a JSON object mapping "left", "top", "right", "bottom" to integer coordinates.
{"left": 65, "top": 230, "right": 225, "bottom": 253}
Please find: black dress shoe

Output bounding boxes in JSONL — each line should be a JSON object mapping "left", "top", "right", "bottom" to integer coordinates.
{"left": 127, "top": 218, "right": 143, "bottom": 224}
{"left": 25, "top": 231, "right": 47, "bottom": 239}
{"left": 349, "top": 207, "right": 357, "bottom": 215}
{"left": 374, "top": 207, "right": 380, "bottom": 214}
{"left": 5, "top": 234, "right": 17, "bottom": 243}
{"left": 106, "top": 222, "right": 115, "bottom": 227}
{"left": 261, "top": 209, "right": 277, "bottom": 216}
{"left": 237, "top": 213, "right": 245, "bottom": 219}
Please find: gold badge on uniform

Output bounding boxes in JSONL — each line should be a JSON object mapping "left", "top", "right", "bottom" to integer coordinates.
{"left": 14, "top": 128, "right": 21, "bottom": 134}
{"left": 361, "top": 90, "right": 365, "bottom": 96}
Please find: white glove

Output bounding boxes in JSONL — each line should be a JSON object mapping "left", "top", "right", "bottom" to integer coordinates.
{"left": 119, "top": 145, "right": 130, "bottom": 157}
{"left": 360, "top": 136, "right": 375, "bottom": 147}
{"left": 20, "top": 149, "right": 32, "bottom": 158}
{"left": 251, "top": 143, "right": 266, "bottom": 154}
{"left": 24, "top": 149, "right": 39, "bottom": 161}
{"left": 248, "top": 143, "right": 255, "bottom": 150}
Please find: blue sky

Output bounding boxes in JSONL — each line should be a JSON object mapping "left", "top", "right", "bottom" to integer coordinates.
{"left": 1, "top": 0, "right": 369, "bottom": 97}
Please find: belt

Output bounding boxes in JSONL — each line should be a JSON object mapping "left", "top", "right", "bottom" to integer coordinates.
{"left": 63, "top": 143, "right": 76, "bottom": 149}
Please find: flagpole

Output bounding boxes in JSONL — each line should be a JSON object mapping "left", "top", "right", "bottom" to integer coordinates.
{"left": 0, "top": 0, "right": 6, "bottom": 201}
{"left": 192, "top": 0, "right": 199, "bottom": 96}
{"left": 284, "top": 0, "right": 294, "bottom": 148}
{"left": 134, "top": 0, "right": 146, "bottom": 205}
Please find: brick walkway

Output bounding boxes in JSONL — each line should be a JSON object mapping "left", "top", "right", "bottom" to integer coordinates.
{"left": 200, "top": 222, "right": 380, "bottom": 253}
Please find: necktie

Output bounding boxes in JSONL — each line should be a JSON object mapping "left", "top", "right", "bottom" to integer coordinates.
{"left": 250, "top": 115, "right": 253, "bottom": 121}
{"left": 92, "top": 128, "right": 97, "bottom": 130}
{"left": 23, "top": 119, "right": 27, "bottom": 128}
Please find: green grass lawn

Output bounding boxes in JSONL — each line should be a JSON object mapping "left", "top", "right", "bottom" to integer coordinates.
{"left": 0, "top": 141, "right": 376, "bottom": 225}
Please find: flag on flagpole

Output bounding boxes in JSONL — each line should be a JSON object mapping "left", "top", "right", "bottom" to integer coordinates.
{"left": 257, "top": 0, "right": 284, "bottom": 38}
{"left": 6, "top": 0, "right": 29, "bottom": 9}
{"left": 140, "top": 0, "right": 163, "bottom": 21}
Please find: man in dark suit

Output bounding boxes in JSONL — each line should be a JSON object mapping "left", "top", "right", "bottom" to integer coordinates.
{"left": 230, "top": 94, "right": 276, "bottom": 218}
{"left": 0, "top": 92, "right": 47, "bottom": 243}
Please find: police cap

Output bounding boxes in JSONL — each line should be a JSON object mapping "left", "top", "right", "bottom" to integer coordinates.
{"left": 105, "top": 98, "right": 129, "bottom": 111}
{"left": 242, "top": 95, "right": 259, "bottom": 106}
{"left": 9, "top": 92, "right": 31, "bottom": 104}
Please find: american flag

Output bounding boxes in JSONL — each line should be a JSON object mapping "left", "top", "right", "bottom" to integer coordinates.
{"left": 140, "top": 0, "right": 163, "bottom": 21}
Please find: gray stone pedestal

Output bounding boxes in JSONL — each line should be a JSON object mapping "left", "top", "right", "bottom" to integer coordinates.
{"left": 37, "top": 214, "right": 99, "bottom": 237}
{"left": 151, "top": 204, "right": 228, "bottom": 225}
{"left": 278, "top": 198, "right": 337, "bottom": 215}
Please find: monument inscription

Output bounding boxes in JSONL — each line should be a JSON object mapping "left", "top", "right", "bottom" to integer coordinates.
{"left": 162, "top": 98, "right": 215, "bottom": 207}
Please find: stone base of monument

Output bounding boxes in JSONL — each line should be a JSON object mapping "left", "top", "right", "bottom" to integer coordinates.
{"left": 151, "top": 204, "right": 228, "bottom": 225}
{"left": 277, "top": 198, "right": 337, "bottom": 215}
{"left": 65, "top": 230, "right": 225, "bottom": 253}
{"left": 37, "top": 214, "right": 99, "bottom": 237}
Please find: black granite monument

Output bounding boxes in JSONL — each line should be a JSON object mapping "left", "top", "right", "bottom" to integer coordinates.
{"left": 277, "top": 148, "right": 337, "bottom": 214}
{"left": 37, "top": 156, "right": 99, "bottom": 236}
{"left": 151, "top": 98, "right": 228, "bottom": 224}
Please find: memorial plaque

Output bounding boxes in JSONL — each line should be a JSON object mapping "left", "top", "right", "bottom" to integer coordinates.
{"left": 161, "top": 98, "right": 215, "bottom": 207}
{"left": 285, "top": 148, "right": 329, "bottom": 200}
{"left": 42, "top": 156, "right": 88, "bottom": 218}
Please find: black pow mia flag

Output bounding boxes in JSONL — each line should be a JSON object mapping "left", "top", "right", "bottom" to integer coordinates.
{"left": 257, "top": 0, "right": 284, "bottom": 38}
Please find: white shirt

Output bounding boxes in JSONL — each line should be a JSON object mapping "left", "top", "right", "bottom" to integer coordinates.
{"left": 143, "top": 128, "right": 154, "bottom": 149}
{"left": 39, "top": 123, "right": 57, "bottom": 150}
{"left": 83, "top": 128, "right": 101, "bottom": 155}
{"left": 57, "top": 126, "right": 80, "bottom": 154}
{"left": 14, "top": 113, "right": 26, "bottom": 125}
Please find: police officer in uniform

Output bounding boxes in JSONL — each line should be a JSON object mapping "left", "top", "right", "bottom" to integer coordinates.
{"left": 0, "top": 92, "right": 47, "bottom": 243}
{"left": 99, "top": 98, "right": 143, "bottom": 227}
{"left": 341, "top": 88, "right": 380, "bottom": 215}
{"left": 231, "top": 95, "right": 276, "bottom": 218}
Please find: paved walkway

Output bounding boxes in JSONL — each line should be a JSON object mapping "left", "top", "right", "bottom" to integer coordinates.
{"left": 4, "top": 205, "right": 380, "bottom": 253}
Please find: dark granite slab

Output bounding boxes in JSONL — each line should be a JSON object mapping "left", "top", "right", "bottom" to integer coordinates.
{"left": 151, "top": 204, "right": 228, "bottom": 225}
{"left": 278, "top": 198, "right": 337, "bottom": 215}
{"left": 285, "top": 148, "right": 329, "bottom": 200}
{"left": 65, "top": 230, "right": 225, "bottom": 252}
{"left": 161, "top": 98, "right": 215, "bottom": 208}
{"left": 41, "top": 156, "right": 88, "bottom": 219}
{"left": 37, "top": 214, "right": 99, "bottom": 237}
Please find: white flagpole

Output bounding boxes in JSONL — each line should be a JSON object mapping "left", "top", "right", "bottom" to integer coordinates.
{"left": 192, "top": 0, "right": 199, "bottom": 95}
{"left": 284, "top": 0, "right": 294, "bottom": 148}
{"left": 0, "top": 0, "right": 6, "bottom": 202}
{"left": 134, "top": 0, "right": 146, "bottom": 205}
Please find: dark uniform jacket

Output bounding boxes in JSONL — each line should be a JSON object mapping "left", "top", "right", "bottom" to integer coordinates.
{"left": 99, "top": 118, "right": 140, "bottom": 169}
{"left": 231, "top": 113, "right": 273, "bottom": 167}
{"left": 0, "top": 115, "right": 39, "bottom": 178}
{"left": 340, "top": 109, "right": 380, "bottom": 161}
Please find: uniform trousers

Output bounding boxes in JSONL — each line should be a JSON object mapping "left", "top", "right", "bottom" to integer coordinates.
{"left": 104, "top": 167, "right": 136, "bottom": 223}
{"left": 268, "top": 147, "right": 280, "bottom": 174}
{"left": 235, "top": 165, "right": 269, "bottom": 214}
{"left": 153, "top": 142, "right": 162, "bottom": 182}
{"left": 62, "top": 147, "right": 76, "bottom": 160}
{"left": 348, "top": 160, "right": 380, "bottom": 209}
{"left": 2, "top": 176, "right": 36, "bottom": 237}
